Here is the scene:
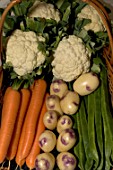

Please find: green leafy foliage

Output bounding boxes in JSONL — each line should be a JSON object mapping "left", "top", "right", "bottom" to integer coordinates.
{"left": 1, "top": 0, "right": 110, "bottom": 86}
{"left": 1, "top": 1, "right": 113, "bottom": 170}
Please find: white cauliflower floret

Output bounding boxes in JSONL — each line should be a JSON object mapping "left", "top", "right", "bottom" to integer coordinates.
{"left": 6, "top": 29, "right": 46, "bottom": 76}
{"left": 52, "top": 35, "right": 91, "bottom": 82}
{"left": 28, "top": 1, "right": 60, "bottom": 22}
{"left": 77, "top": 5, "right": 106, "bottom": 32}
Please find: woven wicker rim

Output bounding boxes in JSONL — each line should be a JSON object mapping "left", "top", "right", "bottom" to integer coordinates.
{"left": 0, "top": 0, "right": 113, "bottom": 104}
{"left": 83, "top": 0, "right": 113, "bottom": 105}
{"left": 0, "top": 0, "right": 22, "bottom": 89}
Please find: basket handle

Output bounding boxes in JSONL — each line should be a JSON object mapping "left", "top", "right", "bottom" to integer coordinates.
{"left": 0, "top": 0, "right": 22, "bottom": 58}
{"left": 0, "top": 0, "right": 22, "bottom": 88}
{"left": 83, "top": 0, "right": 111, "bottom": 22}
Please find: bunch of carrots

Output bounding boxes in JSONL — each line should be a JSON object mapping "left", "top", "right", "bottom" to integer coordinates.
{"left": 0, "top": 79, "right": 49, "bottom": 169}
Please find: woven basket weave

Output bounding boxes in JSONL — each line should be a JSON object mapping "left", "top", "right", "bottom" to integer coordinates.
{"left": 0, "top": 0, "right": 113, "bottom": 105}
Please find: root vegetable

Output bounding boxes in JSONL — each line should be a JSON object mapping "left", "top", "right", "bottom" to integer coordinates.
{"left": 57, "top": 152, "right": 77, "bottom": 170}
{"left": 35, "top": 153, "right": 55, "bottom": 170}
{"left": 26, "top": 93, "right": 49, "bottom": 169}
{"left": 6, "top": 88, "right": 31, "bottom": 161}
{"left": 43, "top": 110, "right": 58, "bottom": 130}
{"left": 38, "top": 130, "right": 56, "bottom": 152}
{"left": 73, "top": 72, "right": 99, "bottom": 96}
{"left": 0, "top": 87, "right": 21, "bottom": 163}
{"left": 15, "top": 79, "right": 47, "bottom": 166}
{"left": 57, "top": 115, "right": 73, "bottom": 133}
{"left": 3, "top": 86, "right": 12, "bottom": 102}
{"left": 60, "top": 91, "right": 80, "bottom": 115}
{"left": 56, "top": 129, "right": 77, "bottom": 152}
{"left": 46, "top": 94, "right": 63, "bottom": 115}
{"left": 50, "top": 79, "right": 68, "bottom": 98}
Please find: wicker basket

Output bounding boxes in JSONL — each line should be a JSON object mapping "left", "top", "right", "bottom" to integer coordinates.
{"left": 0, "top": 1, "right": 113, "bottom": 170}
{"left": 0, "top": 0, "right": 113, "bottom": 107}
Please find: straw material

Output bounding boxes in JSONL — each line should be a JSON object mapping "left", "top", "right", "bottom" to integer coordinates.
{"left": 0, "top": 0, "right": 113, "bottom": 105}
{"left": 82, "top": 0, "right": 113, "bottom": 105}
{"left": 0, "top": 0, "right": 22, "bottom": 89}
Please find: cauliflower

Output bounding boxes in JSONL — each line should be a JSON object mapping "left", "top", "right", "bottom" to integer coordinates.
{"left": 52, "top": 35, "right": 91, "bottom": 82}
{"left": 6, "top": 29, "right": 46, "bottom": 76}
{"left": 77, "top": 5, "right": 106, "bottom": 32}
{"left": 28, "top": 1, "right": 60, "bottom": 22}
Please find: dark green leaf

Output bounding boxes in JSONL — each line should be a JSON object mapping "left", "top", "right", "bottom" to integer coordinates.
{"left": 60, "top": 1, "right": 71, "bottom": 13}
{"left": 74, "top": 18, "right": 91, "bottom": 32}
{"left": 12, "top": 0, "right": 34, "bottom": 16}
{"left": 26, "top": 17, "right": 46, "bottom": 33}
{"left": 91, "top": 63, "right": 101, "bottom": 74}
{"left": 62, "top": 5, "right": 71, "bottom": 22}
{"left": 38, "top": 41, "right": 46, "bottom": 55}
{"left": 74, "top": 1, "right": 86, "bottom": 16}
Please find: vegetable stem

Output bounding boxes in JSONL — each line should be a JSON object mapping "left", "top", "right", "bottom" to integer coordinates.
{"left": 12, "top": 79, "right": 24, "bottom": 91}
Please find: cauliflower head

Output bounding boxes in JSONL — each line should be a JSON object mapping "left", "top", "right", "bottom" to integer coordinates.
{"left": 6, "top": 29, "right": 46, "bottom": 76}
{"left": 77, "top": 5, "right": 106, "bottom": 32}
{"left": 52, "top": 35, "right": 91, "bottom": 82}
{"left": 28, "top": 1, "right": 60, "bottom": 22}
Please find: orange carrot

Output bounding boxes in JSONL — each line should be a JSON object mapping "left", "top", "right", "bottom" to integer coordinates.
{"left": 26, "top": 93, "right": 49, "bottom": 169}
{"left": 3, "top": 87, "right": 12, "bottom": 102}
{"left": 0, "top": 87, "right": 21, "bottom": 163}
{"left": 15, "top": 79, "right": 47, "bottom": 167}
{"left": 15, "top": 120, "right": 26, "bottom": 167}
{"left": 0, "top": 87, "right": 12, "bottom": 126}
{"left": 6, "top": 88, "right": 31, "bottom": 161}
{"left": 29, "top": 81, "right": 35, "bottom": 92}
